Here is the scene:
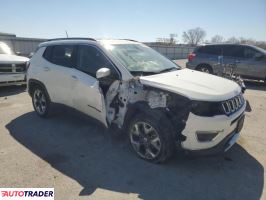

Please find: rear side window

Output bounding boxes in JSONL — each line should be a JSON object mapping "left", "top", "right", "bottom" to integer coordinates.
{"left": 222, "top": 45, "right": 244, "bottom": 58}
{"left": 243, "top": 47, "right": 258, "bottom": 59}
{"left": 43, "top": 46, "right": 53, "bottom": 61}
{"left": 43, "top": 45, "right": 76, "bottom": 68}
{"left": 197, "top": 46, "right": 222, "bottom": 55}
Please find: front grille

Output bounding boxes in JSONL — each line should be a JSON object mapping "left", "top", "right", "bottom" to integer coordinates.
{"left": 0, "top": 64, "right": 13, "bottom": 73}
{"left": 15, "top": 63, "right": 27, "bottom": 72}
{"left": 222, "top": 93, "right": 245, "bottom": 116}
{"left": 0, "top": 63, "right": 27, "bottom": 73}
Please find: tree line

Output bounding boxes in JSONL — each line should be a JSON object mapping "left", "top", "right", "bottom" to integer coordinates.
{"left": 156, "top": 27, "right": 266, "bottom": 50}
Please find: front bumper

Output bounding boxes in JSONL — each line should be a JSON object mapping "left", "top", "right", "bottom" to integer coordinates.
{"left": 180, "top": 101, "right": 246, "bottom": 153}
{"left": 0, "top": 73, "right": 26, "bottom": 86}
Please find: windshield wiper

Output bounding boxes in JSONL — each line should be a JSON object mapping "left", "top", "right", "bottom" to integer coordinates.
{"left": 130, "top": 71, "right": 158, "bottom": 76}
{"left": 157, "top": 67, "right": 178, "bottom": 73}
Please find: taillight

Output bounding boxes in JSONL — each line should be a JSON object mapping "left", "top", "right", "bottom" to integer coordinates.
{"left": 188, "top": 53, "right": 196, "bottom": 62}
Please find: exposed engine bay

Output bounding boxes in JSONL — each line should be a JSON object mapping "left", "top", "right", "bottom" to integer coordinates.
{"left": 104, "top": 77, "right": 191, "bottom": 142}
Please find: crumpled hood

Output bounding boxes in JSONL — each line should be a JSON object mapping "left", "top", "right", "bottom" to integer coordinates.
{"left": 0, "top": 54, "right": 29, "bottom": 64}
{"left": 140, "top": 69, "right": 241, "bottom": 101}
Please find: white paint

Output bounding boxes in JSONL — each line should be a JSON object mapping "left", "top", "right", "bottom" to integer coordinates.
{"left": 0, "top": 53, "right": 29, "bottom": 84}
{"left": 140, "top": 69, "right": 241, "bottom": 102}
{"left": 0, "top": 54, "right": 29, "bottom": 64}
{"left": 181, "top": 101, "right": 246, "bottom": 150}
{"left": 28, "top": 39, "right": 246, "bottom": 152}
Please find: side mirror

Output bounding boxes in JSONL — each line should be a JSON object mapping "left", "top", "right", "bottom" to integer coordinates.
{"left": 16, "top": 51, "right": 21, "bottom": 56}
{"left": 255, "top": 53, "right": 263, "bottom": 59}
{"left": 96, "top": 68, "right": 111, "bottom": 79}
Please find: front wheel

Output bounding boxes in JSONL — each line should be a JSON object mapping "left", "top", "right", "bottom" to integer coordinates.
{"left": 128, "top": 113, "right": 174, "bottom": 163}
{"left": 32, "top": 86, "right": 50, "bottom": 117}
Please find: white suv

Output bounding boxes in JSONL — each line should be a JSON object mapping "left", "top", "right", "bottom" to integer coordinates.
{"left": 27, "top": 38, "right": 246, "bottom": 163}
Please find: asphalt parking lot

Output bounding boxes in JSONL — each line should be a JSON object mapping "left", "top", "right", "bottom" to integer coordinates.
{"left": 0, "top": 60, "right": 265, "bottom": 200}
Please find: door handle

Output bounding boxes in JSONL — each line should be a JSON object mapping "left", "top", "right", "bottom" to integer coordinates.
{"left": 43, "top": 67, "right": 50, "bottom": 71}
{"left": 71, "top": 75, "right": 78, "bottom": 80}
{"left": 235, "top": 60, "right": 241, "bottom": 63}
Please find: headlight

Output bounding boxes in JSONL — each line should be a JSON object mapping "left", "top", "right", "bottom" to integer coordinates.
{"left": 190, "top": 101, "right": 224, "bottom": 117}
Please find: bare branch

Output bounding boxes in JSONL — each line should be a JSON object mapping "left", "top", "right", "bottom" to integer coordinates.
{"left": 182, "top": 27, "right": 206, "bottom": 46}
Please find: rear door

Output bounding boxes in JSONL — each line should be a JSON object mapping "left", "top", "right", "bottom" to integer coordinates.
{"left": 197, "top": 45, "right": 222, "bottom": 73}
{"left": 70, "top": 45, "right": 119, "bottom": 125}
{"left": 41, "top": 45, "right": 77, "bottom": 106}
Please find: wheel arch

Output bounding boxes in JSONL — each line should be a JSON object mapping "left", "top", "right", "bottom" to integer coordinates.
{"left": 28, "top": 79, "right": 51, "bottom": 101}
{"left": 123, "top": 101, "right": 175, "bottom": 135}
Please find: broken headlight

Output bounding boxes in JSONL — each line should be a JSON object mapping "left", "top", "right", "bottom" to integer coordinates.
{"left": 190, "top": 101, "right": 224, "bottom": 117}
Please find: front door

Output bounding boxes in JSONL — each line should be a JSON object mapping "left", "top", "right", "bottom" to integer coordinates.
{"left": 70, "top": 45, "right": 120, "bottom": 125}
{"left": 237, "top": 46, "right": 266, "bottom": 79}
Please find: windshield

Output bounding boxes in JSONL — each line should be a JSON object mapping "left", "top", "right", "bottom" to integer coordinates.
{"left": 253, "top": 45, "right": 266, "bottom": 54}
{"left": 0, "top": 42, "right": 14, "bottom": 55}
{"left": 103, "top": 43, "right": 180, "bottom": 76}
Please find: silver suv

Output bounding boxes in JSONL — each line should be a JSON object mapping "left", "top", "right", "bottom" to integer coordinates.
{"left": 186, "top": 44, "right": 266, "bottom": 82}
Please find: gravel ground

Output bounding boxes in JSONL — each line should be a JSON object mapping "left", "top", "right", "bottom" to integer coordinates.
{"left": 0, "top": 60, "right": 265, "bottom": 200}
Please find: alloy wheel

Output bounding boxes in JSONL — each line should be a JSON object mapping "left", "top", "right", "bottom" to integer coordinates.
{"left": 129, "top": 122, "right": 162, "bottom": 160}
{"left": 33, "top": 89, "right": 47, "bottom": 115}
{"left": 201, "top": 67, "right": 210, "bottom": 73}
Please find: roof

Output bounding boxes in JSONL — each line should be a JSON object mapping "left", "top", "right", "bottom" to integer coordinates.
{"left": 39, "top": 38, "right": 140, "bottom": 47}
{"left": 0, "top": 32, "right": 16, "bottom": 37}
{"left": 201, "top": 43, "right": 254, "bottom": 47}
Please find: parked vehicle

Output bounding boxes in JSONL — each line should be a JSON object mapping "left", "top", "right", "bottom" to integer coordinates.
{"left": 0, "top": 42, "right": 29, "bottom": 86}
{"left": 186, "top": 44, "right": 266, "bottom": 82}
{"left": 27, "top": 38, "right": 246, "bottom": 163}
{"left": 214, "top": 58, "right": 246, "bottom": 93}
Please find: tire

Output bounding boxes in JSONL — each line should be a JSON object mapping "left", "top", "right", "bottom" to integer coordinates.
{"left": 128, "top": 112, "right": 174, "bottom": 163}
{"left": 32, "top": 85, "right": 50, "bottom": 117}
{"left": 197, "top": 64, "right": 213, "bottom": 74}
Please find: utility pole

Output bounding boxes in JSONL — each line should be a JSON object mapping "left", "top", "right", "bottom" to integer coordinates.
{"left": 65, "top": 30, "right": 69, "bottom": 38}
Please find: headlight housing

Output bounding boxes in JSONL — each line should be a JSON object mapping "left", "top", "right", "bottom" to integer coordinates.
{"left": 190, "top": 101, "right": 224, "bottom": 117}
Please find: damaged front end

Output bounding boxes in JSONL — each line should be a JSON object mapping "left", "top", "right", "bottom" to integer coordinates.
{"left": 105, "top": 77, "right": 192, "bottom": 144}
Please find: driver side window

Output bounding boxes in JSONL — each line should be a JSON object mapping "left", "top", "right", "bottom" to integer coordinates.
{"left": 77, "top": 45, "right": 117, "bottom": 78}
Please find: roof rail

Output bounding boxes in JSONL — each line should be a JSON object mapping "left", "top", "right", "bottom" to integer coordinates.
{"left": 120, "top": 39, "right": 138, "bottom": 42}
{"left": 46, "top": 37, "right": 96, "bottom": 42}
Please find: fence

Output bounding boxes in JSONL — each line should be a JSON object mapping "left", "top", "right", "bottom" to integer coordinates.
{"left": 0, "top": 33, "right": 195, "bottom": 59}
{"left": 0, "top": 34, "right": 46, "bottom": 57}
{"left": 145, "top": 43, "right": 195, "bottom": 60}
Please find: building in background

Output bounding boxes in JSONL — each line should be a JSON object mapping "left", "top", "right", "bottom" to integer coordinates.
{"left": 0, "top": 32, "right": 194, "bottom": 59}
{"left": 0, "top": 32, "right": 46, "bottom": 57}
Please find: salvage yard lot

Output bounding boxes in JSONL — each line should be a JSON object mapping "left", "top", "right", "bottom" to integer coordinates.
{"left": 0, "top": 60, "right": 266, "bottom": 200}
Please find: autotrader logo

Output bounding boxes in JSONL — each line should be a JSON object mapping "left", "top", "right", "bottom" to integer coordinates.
{"left": 0, "top": 188, "right": 54, "bottom": 200}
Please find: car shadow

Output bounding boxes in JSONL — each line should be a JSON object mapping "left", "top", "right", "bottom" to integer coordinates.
{"left": 244, "top": 80, "right": 266, "bottom": 91}
{"left": 6, "top": 109, "right": 264, "bottom": 200}
{"left": 0, "top": 85, "right": 26, "bottom": 98}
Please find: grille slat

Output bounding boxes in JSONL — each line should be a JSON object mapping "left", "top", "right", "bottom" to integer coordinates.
{"left": 0, "top": 63, "right": 26, "bottom": 73}
{"left": 222, "top": 94, "right": 245, "bottom": 115}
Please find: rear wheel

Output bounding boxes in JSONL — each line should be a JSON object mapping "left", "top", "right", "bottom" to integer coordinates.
{"left": 128, "top": 113, "right": 174, "bottom": 163}
{"left": 32, "top": 86, "right": 50, "bottom": 117}
{"left": 197, "top": 64, "right": 213, "bottom": 74}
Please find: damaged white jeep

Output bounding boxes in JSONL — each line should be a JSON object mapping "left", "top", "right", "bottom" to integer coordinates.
{"left": 27, "top": 38, "right": 246, "bottom": 163}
